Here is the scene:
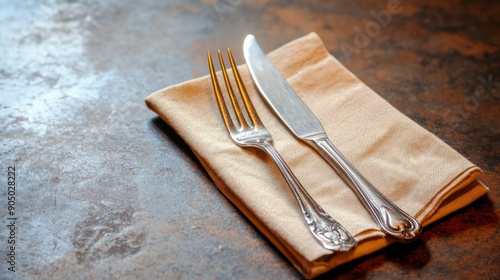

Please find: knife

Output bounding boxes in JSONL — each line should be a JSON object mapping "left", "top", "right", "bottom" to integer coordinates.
{"left": 243, "top": 34, "right": 421, "bottom": 241}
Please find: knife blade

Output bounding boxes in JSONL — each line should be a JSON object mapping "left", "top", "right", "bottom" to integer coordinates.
{"left": 243, "top": 34, "right": 421, "bottom": 241}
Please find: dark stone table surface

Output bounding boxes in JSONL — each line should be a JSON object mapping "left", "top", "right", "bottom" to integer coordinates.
{"left": 1, "top": 0, "right": 498, "bottom": 279}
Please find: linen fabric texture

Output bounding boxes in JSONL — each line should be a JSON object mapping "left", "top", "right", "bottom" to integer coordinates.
{"left": 145, "top": 33, "right": 487, "bottom": 278}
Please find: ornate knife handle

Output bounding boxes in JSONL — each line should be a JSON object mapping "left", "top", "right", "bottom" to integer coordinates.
{"left": 259, "top": 142, "right": 357, "bottom": 251}
{"left": 307, "top": 134, "right": 421, "bottom": 241}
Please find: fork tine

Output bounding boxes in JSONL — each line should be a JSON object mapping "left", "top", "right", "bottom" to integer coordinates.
{"left": 227, "top": 48, "right": 263, "bottom": 127}
{"left": 217, "top": 50, "right": 248, "bottom": 129}
{"left": 208, "top": 51, "right": 235, "bottom": 132}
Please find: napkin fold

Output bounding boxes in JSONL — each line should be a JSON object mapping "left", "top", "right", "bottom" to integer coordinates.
{"left": 145, "top": 33, "right": 488, "bottom": 278}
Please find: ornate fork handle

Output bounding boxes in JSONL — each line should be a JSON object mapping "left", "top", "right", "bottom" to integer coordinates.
{"left": 307, "top": 133, "right": 421, "bottom": 241}
{"left": 258, "top": 141, "right": 356, "bottom": 251}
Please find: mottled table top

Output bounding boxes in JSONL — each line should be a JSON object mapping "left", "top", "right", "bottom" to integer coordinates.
{"left": 1, "top": 0, "right": 499, "bottom": 279}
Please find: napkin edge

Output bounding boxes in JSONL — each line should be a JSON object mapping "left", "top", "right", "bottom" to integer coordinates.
{"left": 192, "top": 148, "right": 316, "bottom": 278}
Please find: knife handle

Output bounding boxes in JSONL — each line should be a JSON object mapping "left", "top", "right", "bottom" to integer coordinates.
{"left": 306, "top": 133, "right": 421, "bottom": 241}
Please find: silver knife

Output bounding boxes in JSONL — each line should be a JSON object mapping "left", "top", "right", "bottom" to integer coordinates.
{"left": 243, "top": 34, "right": 421, "bottom": 241}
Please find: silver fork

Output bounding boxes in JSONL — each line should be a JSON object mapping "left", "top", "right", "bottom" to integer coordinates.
{"left": 207, "top": 49, "right": 357, "bottom": 252}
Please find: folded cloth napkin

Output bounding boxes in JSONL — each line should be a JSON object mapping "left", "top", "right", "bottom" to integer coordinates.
{"left": 145, "top": 33, "right": 488, "bottom": 278}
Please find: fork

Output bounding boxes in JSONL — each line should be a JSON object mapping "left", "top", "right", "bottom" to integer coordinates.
{"left": 207, "top": 49, "right": 357, "bottom": 252}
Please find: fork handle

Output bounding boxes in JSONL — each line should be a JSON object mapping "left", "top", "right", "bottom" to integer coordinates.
{"left": 259, "top": 142, "right": 357, "bottom": 251}
{"left": 306, "top": 134, "right": 421, "bottom": 241}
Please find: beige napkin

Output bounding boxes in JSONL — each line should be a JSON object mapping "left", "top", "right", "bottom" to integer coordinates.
{"left": 145, "top": 33, "right": 488, "bottom": 278}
